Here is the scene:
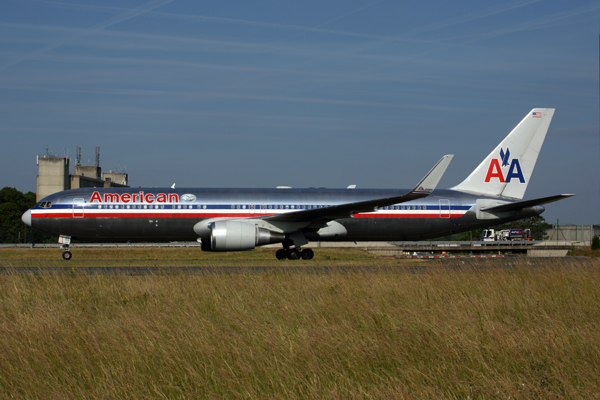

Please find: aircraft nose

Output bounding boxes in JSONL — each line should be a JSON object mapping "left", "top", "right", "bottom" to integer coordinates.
{"left": 22, "top": 210, "right": 32, "bottom": 227}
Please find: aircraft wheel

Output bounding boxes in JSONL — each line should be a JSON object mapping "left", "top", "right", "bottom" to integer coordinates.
{"left": 275, "top": 249, "right": 287, "bottom": 260}
{"left": 301, "top": 248, "right": 314, "bottom": 260}
{"left": 287, "top": 249, "right": 300, "bottom": 260}
{"left": 62, "top": 251, "right": 72, "bottom": 261}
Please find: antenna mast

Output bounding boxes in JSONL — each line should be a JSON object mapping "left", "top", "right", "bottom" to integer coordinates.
{"left": 75, "top": 146, "right": 81, "bottom": 167}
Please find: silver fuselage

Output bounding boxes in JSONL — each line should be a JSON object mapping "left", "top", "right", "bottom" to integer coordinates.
{"left": 27, "top": 187, "right": 543, "bottom": 241}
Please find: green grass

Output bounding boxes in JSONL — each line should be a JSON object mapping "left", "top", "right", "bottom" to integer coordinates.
{"left": 569, "top": 248, "right": 600, "bottom": 258}
{"left": 0, "top": 247, "right": 416, "bottom": 268}
{"left": 0, "top": 250, "right": 599, "bottom": 398}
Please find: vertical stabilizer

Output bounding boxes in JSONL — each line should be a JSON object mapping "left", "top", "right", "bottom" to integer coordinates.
{"left": 451, "top": 108, "right": 555, "bottom": 200}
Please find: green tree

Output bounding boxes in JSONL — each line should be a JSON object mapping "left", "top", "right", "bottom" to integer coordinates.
{"left": 0, "top": 202, "right": 22, "bottom": 243}
{"left": 0, "top": 187, "right": 36, "bottom": 213}
{"left": 0, "top": 187, "right": 45, "bottom": 243}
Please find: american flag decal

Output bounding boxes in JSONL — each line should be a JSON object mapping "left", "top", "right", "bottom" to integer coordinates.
{"left": 532, "top": 112, "right": 541, "bottom": 118}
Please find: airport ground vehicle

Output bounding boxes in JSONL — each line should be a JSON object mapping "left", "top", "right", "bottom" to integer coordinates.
{"left": 481, "top": 228, "right": 532, "bottom": 241}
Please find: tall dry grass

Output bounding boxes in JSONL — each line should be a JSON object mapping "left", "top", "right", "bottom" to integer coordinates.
{"left": 0, "top": 259, "right": 599, "bottom": 399}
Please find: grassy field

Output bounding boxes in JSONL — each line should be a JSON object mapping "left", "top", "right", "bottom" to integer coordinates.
{"left": 0, "top": 248, "right": 599, "bottom": 399}
{"left": 0, "top": 246, "right": 398, "bottom": 268}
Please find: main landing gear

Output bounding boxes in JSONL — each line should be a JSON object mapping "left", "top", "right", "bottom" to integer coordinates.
{"left": 275, "top": 234, "right": 314, "bottom": 260}
{"left": 275, "top": 247, "right": 314, "bottom": 260}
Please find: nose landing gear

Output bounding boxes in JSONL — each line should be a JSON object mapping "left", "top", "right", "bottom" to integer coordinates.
{"left": 59, "top": 235, "right": 72, "bottom": 261}
{"left": 62, "top": 250, "right": 72, "bottom": 260}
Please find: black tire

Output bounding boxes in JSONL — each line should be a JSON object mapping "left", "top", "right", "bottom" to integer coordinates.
{"left": 301, "top": 248, "right": 314, "bottom": 260}
{"left": 287, "top": 249, "right": 300, "bottom": 260}
{"left": 62, "top": 251, "right": 72, "bottom": 261}
{"left": 275, "top": 249, "right": 287, "bottom": 260}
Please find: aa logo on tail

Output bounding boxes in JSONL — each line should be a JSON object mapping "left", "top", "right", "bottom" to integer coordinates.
{"left": 484, "top": 147, "right": 525, "bottom": 183}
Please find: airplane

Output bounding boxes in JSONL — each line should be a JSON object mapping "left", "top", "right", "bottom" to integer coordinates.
{"left": 22, "top": 108, "right": 573, "bottom": 261}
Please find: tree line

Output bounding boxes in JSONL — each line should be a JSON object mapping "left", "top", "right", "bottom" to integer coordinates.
{"left": 0, "top": 187, "right": 54, "bottom": 244}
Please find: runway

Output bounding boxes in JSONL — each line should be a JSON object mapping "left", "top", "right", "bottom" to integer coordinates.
{"left": 1, "top": 257, "right": 597, "bottom": 275}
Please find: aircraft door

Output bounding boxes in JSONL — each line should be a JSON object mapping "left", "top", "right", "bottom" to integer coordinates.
{"left": 439, "top": 199, "right": 450, "bottom": 218}
{"left": 73, "top": 198, "right": 85, "bottom": 218}
{"left": 250, "top": 203, "right": 255, "bottom": 215}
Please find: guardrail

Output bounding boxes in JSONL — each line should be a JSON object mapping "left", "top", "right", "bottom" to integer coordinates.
{"left": 389, "top": 240, "right": 537, "bottom": 248}
{"left": 0, "top": 240, "right": 575, "bottom": 250}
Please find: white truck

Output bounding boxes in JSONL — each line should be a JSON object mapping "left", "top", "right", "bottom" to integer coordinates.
{"left": 480, "top": 228, "right": 532, "bottom": 242}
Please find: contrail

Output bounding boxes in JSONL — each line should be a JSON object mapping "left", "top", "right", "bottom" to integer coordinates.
{"left": 0, "top": 0, "right": 175, "bottom": 70}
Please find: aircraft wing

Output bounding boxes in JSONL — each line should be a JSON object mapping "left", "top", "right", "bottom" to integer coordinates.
{"left": 263, "top": 155, "right": 453, "bottom": 224}
{"left": 480, "top": 194, "right": 575, "bottom": 213}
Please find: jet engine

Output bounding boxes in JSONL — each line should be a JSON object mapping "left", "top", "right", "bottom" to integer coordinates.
{"left": 204, "top": 220, "right": 285, "bottom": 251}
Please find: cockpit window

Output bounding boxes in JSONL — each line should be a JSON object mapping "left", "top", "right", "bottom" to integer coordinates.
{"left": 46, "top": 202, "right": 52, "bottom": 208}
{"left": 41, "top": 202, "right": 47, "bottom": 208}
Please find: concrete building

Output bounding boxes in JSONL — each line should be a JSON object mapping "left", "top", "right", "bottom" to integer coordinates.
{"left": 36, "top": 148, "right": 128, "bottom": 201}
{"left": 103, "top": 171, "right": 129, "bottom": 186}
{"left": 74, "top": 165, "right": 101, "bottom": 180}
{"left": 544, "top": 225, "right": 600, "bottom": 246}
{"left": 36, "top": 155, "right": 70, "bottom": 201}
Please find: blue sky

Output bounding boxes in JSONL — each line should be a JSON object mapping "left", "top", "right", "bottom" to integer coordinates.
{"left": 0, "top": 0, "right": 598, "bottom": 225}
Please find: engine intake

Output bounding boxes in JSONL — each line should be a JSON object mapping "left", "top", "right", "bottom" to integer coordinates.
{"left": 208, "top": 221, "right": 285, "bottom": 251}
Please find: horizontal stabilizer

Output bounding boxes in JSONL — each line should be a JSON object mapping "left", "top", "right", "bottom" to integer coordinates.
{"left": 481, "top": 194, "right": 574, "bottom": 213}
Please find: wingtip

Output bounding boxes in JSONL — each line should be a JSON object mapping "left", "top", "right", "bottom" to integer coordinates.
{"left": 412, "top": 154, "right": 454, "bottom": 193}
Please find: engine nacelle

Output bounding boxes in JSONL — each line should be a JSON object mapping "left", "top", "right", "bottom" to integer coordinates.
{"left": 209, "top": 220, "right": 285, "bottom": 251}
